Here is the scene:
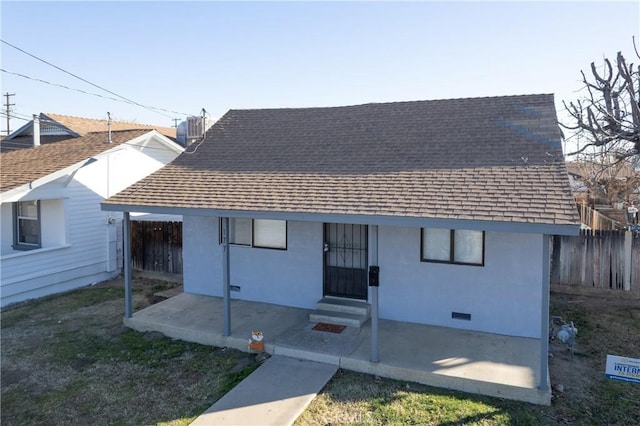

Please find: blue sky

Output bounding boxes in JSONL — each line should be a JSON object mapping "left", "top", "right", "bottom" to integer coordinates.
{"left": 1, "top": 1, "right": 638, "bottom": 143}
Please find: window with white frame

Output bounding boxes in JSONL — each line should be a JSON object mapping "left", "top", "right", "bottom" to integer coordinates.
{"left": 421, "top": 228, "right": 484, "bottom": 266}
{"left": 13, "top": 200, "right": 41, "bottom": 250}
{"left": 222, "top": 218, "right": 287, "bottom": 249}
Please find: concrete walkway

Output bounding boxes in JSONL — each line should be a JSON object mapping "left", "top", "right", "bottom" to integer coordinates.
{"left": 190, "top": 356, "right": 337, "bottom": 426}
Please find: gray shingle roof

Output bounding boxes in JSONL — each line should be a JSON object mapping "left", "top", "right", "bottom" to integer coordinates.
{"left": 104, "top": 94, "right": 579, "bottom": 226}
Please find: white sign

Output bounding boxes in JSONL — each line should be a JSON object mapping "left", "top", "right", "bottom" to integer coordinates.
{"left": 605, "top": 355, "right": 640, "bottom": 384}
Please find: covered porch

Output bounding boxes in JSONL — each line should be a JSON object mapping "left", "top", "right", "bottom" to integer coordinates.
{"left": 125, "top": 292, "right": 551, "bottom": 405}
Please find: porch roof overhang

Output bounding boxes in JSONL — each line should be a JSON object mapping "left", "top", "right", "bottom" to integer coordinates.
{"left": 101, "top": 202, "right": 580, "bottom": 236}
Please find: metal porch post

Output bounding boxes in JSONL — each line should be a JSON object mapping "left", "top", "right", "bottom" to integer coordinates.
{"left": 222, "top": 217, "right": 231, "bottom": 337}
{"left": 370, "top": 225, "right": 379, "bottom": 363}
{"left": 539, "top": 234, "right": 551, "bottom": 391}
{"left": 123, "top": 212, "right": 132, "bottom": 318}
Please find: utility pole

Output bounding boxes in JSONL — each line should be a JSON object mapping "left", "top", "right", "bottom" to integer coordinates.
{"left": 172, "top": 118, "right": 180, "bottom": 128}
{"left": 3, "top": 92, "right": 15, "bottom": 136}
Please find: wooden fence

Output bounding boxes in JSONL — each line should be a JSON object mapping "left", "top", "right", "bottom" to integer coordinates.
{"left": 130, "top": 221, "right": 183, "bottom": 274}
{"left": 551, "top": 230, "right": 640, "bottom": 291}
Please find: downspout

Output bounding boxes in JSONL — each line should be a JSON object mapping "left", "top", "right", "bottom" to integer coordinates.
{"left": 221, "top": 217, "right": 231, "bottom": 336}
{"left": 123, "top": 212, "right": 133, "bottom": 318}
{"left": 369, "top": 225, "right": 379, "bottom": 363}
{"left": 539, "top": 235, "right": 551, "bottom": 391}
{"left": 32, "top": 114, "right": 40, "bottom": 146}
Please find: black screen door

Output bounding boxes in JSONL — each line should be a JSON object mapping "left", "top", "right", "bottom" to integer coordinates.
{"left": 323, "top": 223, "right": 368, "bottom": 300}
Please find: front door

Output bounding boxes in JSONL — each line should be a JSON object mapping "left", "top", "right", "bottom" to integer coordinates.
{"left": 323, "top": 223, "right": 368, "bottom": 300}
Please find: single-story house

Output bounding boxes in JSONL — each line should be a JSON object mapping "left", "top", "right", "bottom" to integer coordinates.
{"left": 0, "top": 128, "right": 183, "bottom": 307}
{"left": 102, "top": 94, "right": 580, "bottom": 397}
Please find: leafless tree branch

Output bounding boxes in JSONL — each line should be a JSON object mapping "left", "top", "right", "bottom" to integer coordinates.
{"left": 563, "top": 42, "right": 640, "bottom": 204}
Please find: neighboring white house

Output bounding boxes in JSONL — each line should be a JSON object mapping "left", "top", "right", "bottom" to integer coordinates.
{"left": 102, "top": 94, "right": 580, "bottom": 395}
{"left": 1, "top": 112, "right": 177, "bottom": 153}
{"left": 0, "top": 128, "right": 183, "bottom": 307}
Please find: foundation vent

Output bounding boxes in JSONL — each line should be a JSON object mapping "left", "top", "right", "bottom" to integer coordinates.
{"left": 452, "top": 312, "right": 471, "bottom": 321}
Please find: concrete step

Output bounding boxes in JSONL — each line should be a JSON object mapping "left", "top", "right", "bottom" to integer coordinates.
{"left": 315, "top": 297, "right": 371, "bottom": 316}
{"left": 309, "top": 310, "right": 369, "bottom": 328}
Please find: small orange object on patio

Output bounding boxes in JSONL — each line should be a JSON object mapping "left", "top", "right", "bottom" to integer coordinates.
{"left": 248, "top": 330, "right": 264, "bottom": 352}
{"left": 248, "top": 340, "right": 264, "bottom": 352}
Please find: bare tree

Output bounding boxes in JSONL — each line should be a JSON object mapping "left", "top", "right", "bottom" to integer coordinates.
{"left": 562, "top": 39, "right": 640, "bottom": 205}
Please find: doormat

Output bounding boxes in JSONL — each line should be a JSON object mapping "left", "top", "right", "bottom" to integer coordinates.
{"left": 312, "top": 322, "right": 347, "bottom": 334}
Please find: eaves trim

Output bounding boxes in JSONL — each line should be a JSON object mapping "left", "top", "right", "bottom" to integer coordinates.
{"left": 101, "top": 203, "right": 580, "bottom": 236}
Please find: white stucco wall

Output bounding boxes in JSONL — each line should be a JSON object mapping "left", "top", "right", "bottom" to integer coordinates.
{"left": 182, "top": 217, "right": 545, "bottom": 338}
{"left": 183, "top": 216, "right": 323, "bottom": 308}
{"left": 376, "top": 226, "right": 543, "bottom": 338}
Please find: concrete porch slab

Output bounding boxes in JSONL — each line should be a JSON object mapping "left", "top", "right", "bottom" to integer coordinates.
{"left": 124, "top": 293, "right": 550, "bottom": 405}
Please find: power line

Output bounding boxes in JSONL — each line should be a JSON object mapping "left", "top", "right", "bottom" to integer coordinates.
{"left": 1, "top": 39, "right": 191, "bottom": 119}
{"left": 0, "top": 39, "right": 173, "bottom": 118}
{"left": 0, "top": 111, "right": 63, "bottom": 124}
{"left": 0, "top": 109, "right": 30, "bottom": 122}
{"left": 1, "top": 68, "right": 191, "bottom": 118}
{"left": 1, "top": 68, "right": 137, "bottom": 104}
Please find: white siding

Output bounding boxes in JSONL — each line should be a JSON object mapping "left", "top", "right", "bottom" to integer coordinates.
{"left": 182, "top": 219, "right": 545, "bottom": 338}
{"left": 1, "top": 203, "right": 14, "bottom": 253}
{"left": 0, "top": 136, "right": 181, "bottom": 307}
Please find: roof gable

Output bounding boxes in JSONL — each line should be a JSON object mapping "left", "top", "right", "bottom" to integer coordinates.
{"left": 1, "top": 129, "right": 150, "bottom": 193}
{"left": 1, "top": 113, "right": 177, "bottom": 153}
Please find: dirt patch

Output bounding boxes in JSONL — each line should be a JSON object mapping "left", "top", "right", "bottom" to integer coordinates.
{"left": 547, "top": 288, "right": 640, "bottom": 425}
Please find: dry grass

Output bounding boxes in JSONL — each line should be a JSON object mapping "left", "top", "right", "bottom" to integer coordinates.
{"left": 297, "top": 288, "right": 640, "bottom": 426}
{"left": 2, "top": 279, "right": 639, "bottom": 425}
{"left": 0, "top": 277, "right": 261, "bottom": 426}
{"left": 547, "top": 289, "right": 640, "bottom": 424}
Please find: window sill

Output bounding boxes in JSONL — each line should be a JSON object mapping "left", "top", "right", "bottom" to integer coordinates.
{"left": 222, "top": 243, "right": 287, "bottom": 251}
{"left": 1, "top": 244, "right": 71, "bottom": 260}
{"left": 421, "top": 259, "right": 484, "bottom": 267}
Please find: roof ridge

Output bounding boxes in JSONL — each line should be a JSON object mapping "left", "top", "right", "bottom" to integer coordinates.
{"left": 44, "top": 112, "right": 164, "bottom": 127}
{"left": 227, "top": 93, "right": 555, "bottom": 113}
{"left": 83, "top": 128, "right": 152, "bottom": 135}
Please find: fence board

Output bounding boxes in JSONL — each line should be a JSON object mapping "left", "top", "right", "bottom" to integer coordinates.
{"left": 632, "top": 234, "right": 640, "bottom": 291}
{"left": 584, "top": 232, "right": 594, "bottom": 286}
{"left": 552, "top": 229, "right": 639, "bottom": 291}
{"left": 130, "top": 221, "right": 183, "bottom": 275}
